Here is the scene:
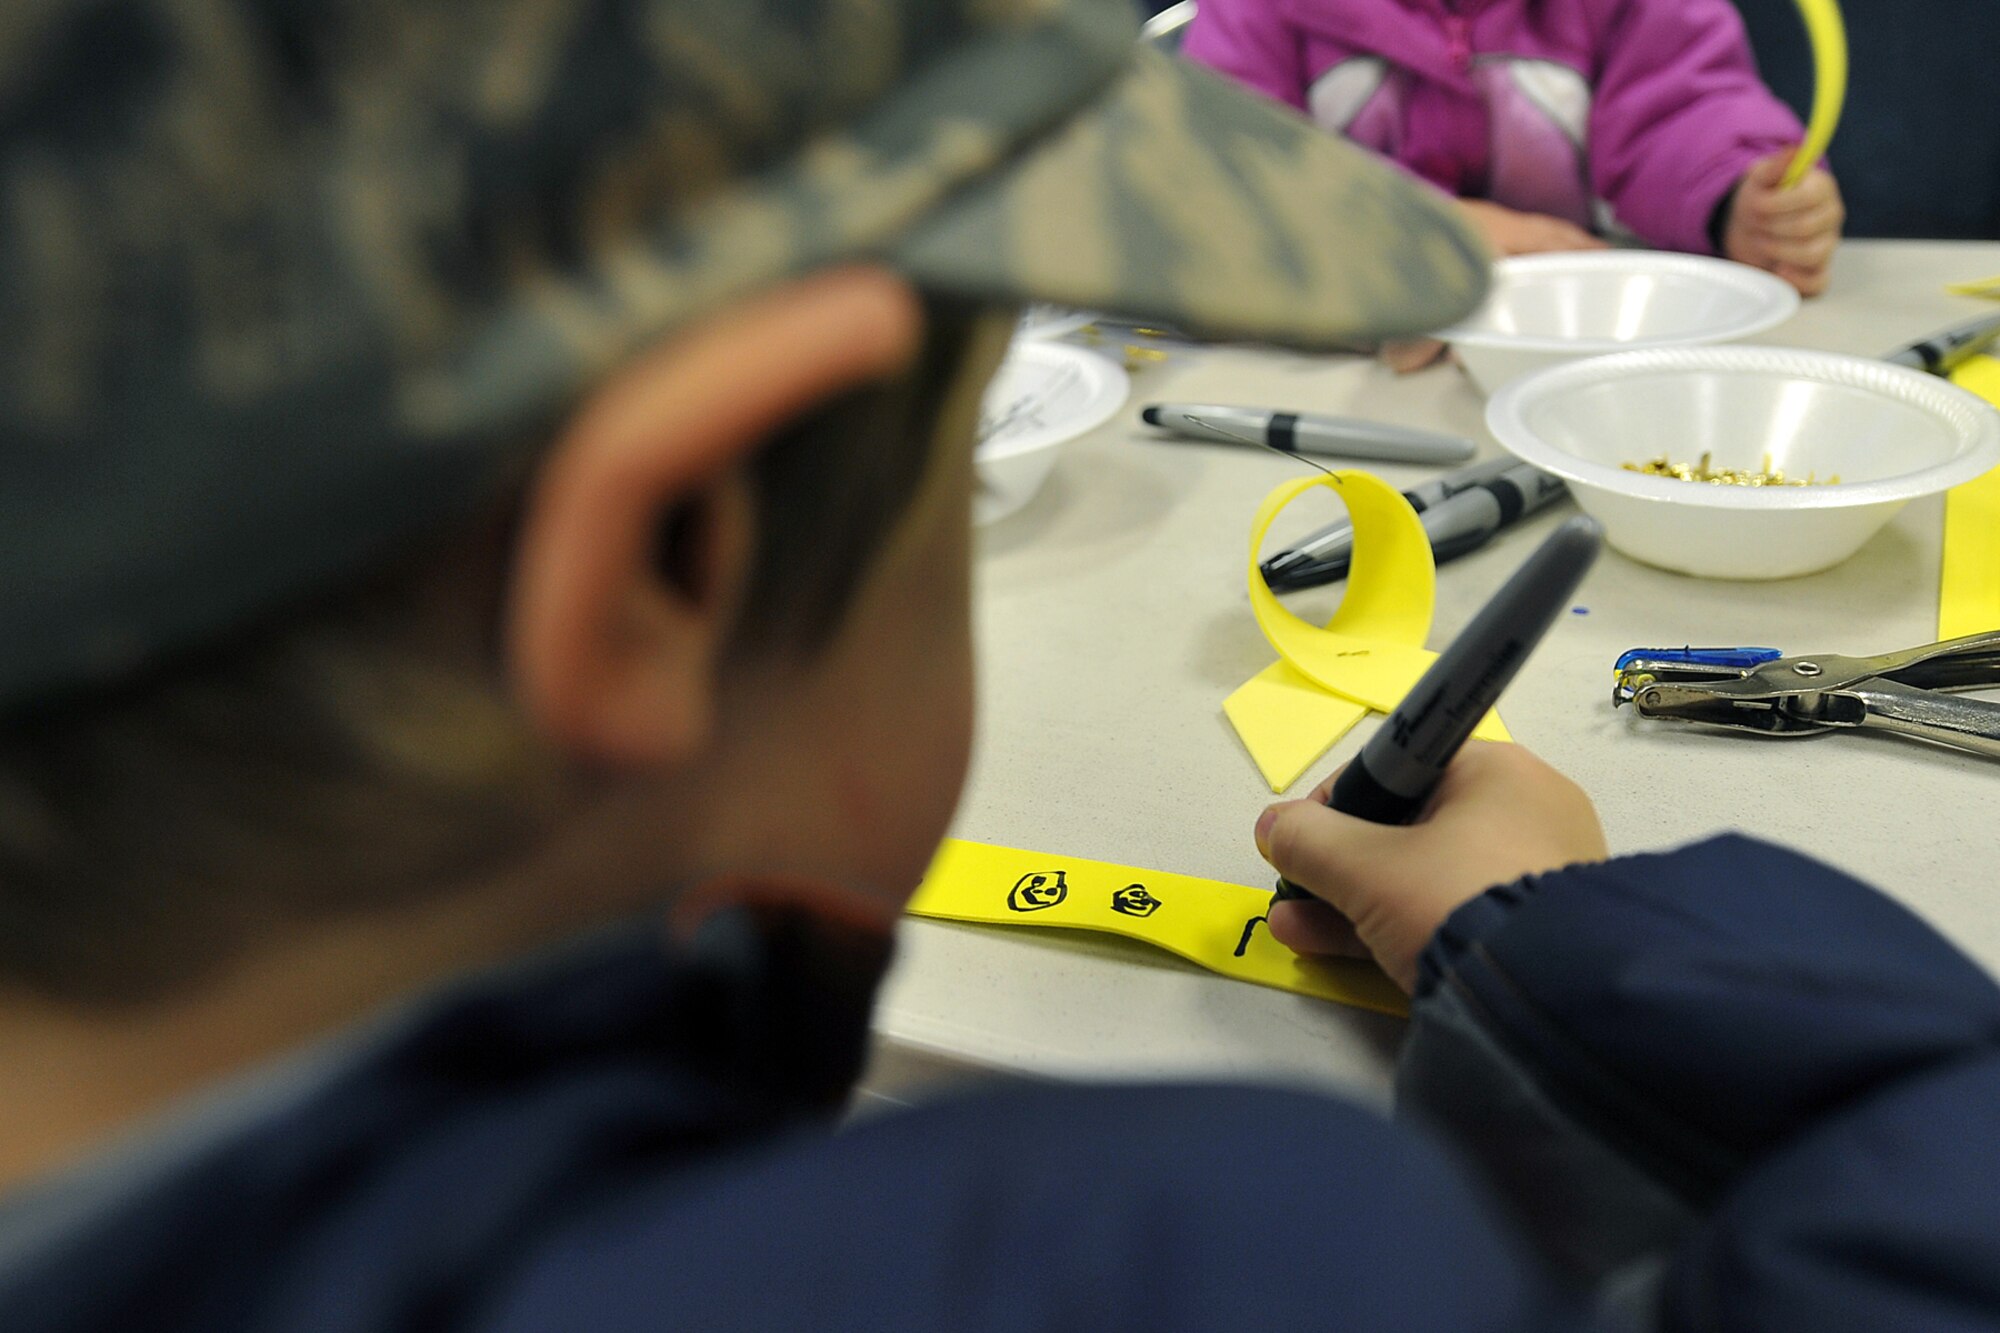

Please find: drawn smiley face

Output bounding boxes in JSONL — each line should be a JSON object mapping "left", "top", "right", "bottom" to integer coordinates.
{"left": 1008, "top": 871, "right": 1069, "bottom": 912}
{"left": 1110, "top": 884, "right": 1162, "bottom": 918}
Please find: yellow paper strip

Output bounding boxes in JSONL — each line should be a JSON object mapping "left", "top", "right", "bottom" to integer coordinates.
{"left": 1784, "top": 0, "right": 1848, "bottom": 187}
{"left": 1942, "top": 355, "right": 2000, "bottom": 639}
{"left": 907, "top": 838, "right": 1409, "bottom": 1017}
{"left": 1226, "top": 470, "right": 1507, "bottom": 793}
{"left": 1945, "top": 275, "right": 2000, "bottom": 301}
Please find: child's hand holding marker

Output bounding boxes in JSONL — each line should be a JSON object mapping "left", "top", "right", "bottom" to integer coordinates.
{"left": 1256, "top": 744, "right": 1607, "bottom": 993}
{"left": 1721, "top": 150, "right": 1846, "bottom": 296}
{"left": 1254, "top": 516, "right": 1608, "bottom": 993}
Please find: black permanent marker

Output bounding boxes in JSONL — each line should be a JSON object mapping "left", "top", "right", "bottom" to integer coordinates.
{"left": 1262, "top": 457, "right": 1518, "bottom": 579}
{"left": 1265, "top": 462, "right": 1568, "bottom": 591}
{"left": 1272, "top": 515, "right": 1604, "bottom": 900}
{"left": 1882, "top": 311, "right": 2000, "bottom": 377}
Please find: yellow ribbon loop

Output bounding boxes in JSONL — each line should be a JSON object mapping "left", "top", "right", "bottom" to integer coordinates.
{"left": 1784, "top": 0, "right": 1848, "bottom": 187}
{"left": 1942, "top": 355, "right": 2000, "bottom": 638}
{"left": 1225, "top": 471, "right": 1508, "bottom": 793}
{"left": 906, "top": 839, "right": 1409, "bottom": 1016}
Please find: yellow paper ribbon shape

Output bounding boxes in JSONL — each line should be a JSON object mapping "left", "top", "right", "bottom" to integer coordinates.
{"left": 1942, "top": 354, "right": 2000, "bottom": 639}
{"left": 906, "top": 838, "right": 1409, "bottom": 1016}
{"left": 1945, "top": 276, "right": 2000, "bottom": 301}
{"left": 1224, "top": 470, "right": 1508, "bottom": 793}
{"left": 1784, "top": 0, "right": 1847, "bottom": 187}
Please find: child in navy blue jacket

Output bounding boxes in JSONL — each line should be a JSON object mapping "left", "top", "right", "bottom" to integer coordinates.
{"left": 0, "top": 2, "right": 1994, "bottom": 1331}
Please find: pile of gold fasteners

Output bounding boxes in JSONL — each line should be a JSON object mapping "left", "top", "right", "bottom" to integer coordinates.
{"left": 1623, "top": 451, "right": 1841, "bottom": 487}
{"left": 1077, "top": 321, "right": 1175, "bottom": 373}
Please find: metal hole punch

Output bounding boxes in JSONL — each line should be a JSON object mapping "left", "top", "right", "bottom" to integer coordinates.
{"left": 1612, "top": 631, "right": 2000, "bottom": 759}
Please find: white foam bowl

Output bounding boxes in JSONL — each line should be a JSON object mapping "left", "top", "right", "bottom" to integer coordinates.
{"left": 1441, "top": 252, "right": 1800, "bottom": 395}
{"left": 1487, "top": 346, "right": 2000, "bottom": 580}
{"left": 975, "top": 342, "right": 1129, "bottom": 525}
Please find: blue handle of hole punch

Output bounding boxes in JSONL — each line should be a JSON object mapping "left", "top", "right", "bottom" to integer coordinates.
{"left": 1613, "top": 646, "right": 1784, "bottom": 674}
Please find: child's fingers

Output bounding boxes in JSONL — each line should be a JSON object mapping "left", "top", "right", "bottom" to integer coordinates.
{"left": 1457, "top": 197, "right": 1606, "bottom": 257}
{"left": 1379, "top": 338, "right": 1449, "bottom": 373}
{"left": 1266, "top": 897, "right": 1370, "bottom": 960}
{"left": 1757, "top": 230, "right": 1839, "bottom": 270}
{"left": 1774, "top": 261, "right": 1833, "bottom": 297}
{"left": 1255, "top": 799, "right": 1398, "bottom": 912}
{"left": 1743, "top": 150, "right": 1793, "bottom": 190}
{"left": 1747, "top": 182, "right": 1840, "bottom": 226}
{"left": 1752, "top": 196, "right": 1843, "bottom": 240}
{"left": 1255, "top": 743, "right": 1607, "bottom": 990}
{"left": 1517, "top": 218, "right": 1607, "bottom": 253}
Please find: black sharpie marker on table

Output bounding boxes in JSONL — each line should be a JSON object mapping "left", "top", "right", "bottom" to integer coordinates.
{"left": 1264, "top": 456, "right": 1519, "bottom": 582}
{"left": 1142, "top": 403, "right": 1478, "bottom": 466}
{"left": 1882, "top": 310, "right": 2000, "bottom": 377}
{"left": 1264, "top": 460, "right": 1568, "bottom": 592}
{"left": 1271, "top": 515, "right": 1603, "bottom": 901}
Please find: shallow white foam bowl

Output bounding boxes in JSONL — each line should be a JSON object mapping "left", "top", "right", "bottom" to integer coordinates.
{"left": 1486, "top": 346, "right": 2000, "bottom": 580}
{"left": 1441, "top": 252, "right": 1800, "bottom": 395}
{"left": 974, "top": 342, "right": 1129, "bottom": 525}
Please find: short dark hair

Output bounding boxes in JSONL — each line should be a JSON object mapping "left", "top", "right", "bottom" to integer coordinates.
{"left": 0, "top": 294, "right": 993, "bottom": 1006}
{"left": 740, "top": 295, "right": 988, "bottom": 651}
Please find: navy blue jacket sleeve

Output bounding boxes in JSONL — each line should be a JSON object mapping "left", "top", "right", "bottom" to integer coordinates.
{"left": 1398, "top": 834, "right": 2000, "bottom": 1330}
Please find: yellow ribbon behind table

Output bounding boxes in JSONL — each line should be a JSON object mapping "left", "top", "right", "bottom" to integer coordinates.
{"left": 1225, "top": 470, "right": 1508, "bottom": 793}
{"left": 1942, "top": 355, "right": 2000, "bottom": 639}
{"left": 1945, "top": 276, "right": 2000, "bottom": 301}
{"left": 1784, "top": 0, "right": 1847, "bottom": 187}
{"left": 907, "top": 838, "right": 1409, "bottom": 1017}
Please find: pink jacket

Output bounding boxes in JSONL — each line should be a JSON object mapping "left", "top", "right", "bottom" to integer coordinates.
{"left": 1184, "top": 0, "right": 1809, "bottom": 255}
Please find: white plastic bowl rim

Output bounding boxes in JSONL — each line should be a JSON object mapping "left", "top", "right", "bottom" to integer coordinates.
{"left": 1486, "top": 345, "right": 2000, "bottom": 511}
{"left": 1440, "top": 251, "right": 1800, "bottom": 354}
{"left": 974, "top": 342, "right": 1128, "bottom": 464}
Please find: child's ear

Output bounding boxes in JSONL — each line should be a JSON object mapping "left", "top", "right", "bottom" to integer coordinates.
{"left": 506, "top": 266, "right": 925, "bottom": 766}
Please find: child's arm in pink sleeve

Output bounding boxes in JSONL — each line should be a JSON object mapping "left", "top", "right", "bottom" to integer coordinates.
{"left": 1180, "top": 0, "right": 1309, "bottom": 113}
{"left": 1587, "top": 0, "right": 1811, "bottom": 255}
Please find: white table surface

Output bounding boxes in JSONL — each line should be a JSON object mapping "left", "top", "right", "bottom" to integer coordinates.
{"left": 861, "top": 240, "right": 2000, "bottom": 1111}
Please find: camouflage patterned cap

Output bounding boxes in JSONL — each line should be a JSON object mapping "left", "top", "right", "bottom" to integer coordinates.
{"left": 0, "top": 0, "right": 1488, "bottom": 712}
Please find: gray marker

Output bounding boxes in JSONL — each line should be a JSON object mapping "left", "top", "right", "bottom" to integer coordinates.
{"left": 1881, "top": 311, "right": 2000, "bottom": 377}
{"left": 1266, "top": 462, "right": 1568, "bottom": 591}
{"left": 1273, "top": 515, "right": 1604, "bottom": 900}
{"left": 1142, "top": 403, "right": 1477, "bottom": 466}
